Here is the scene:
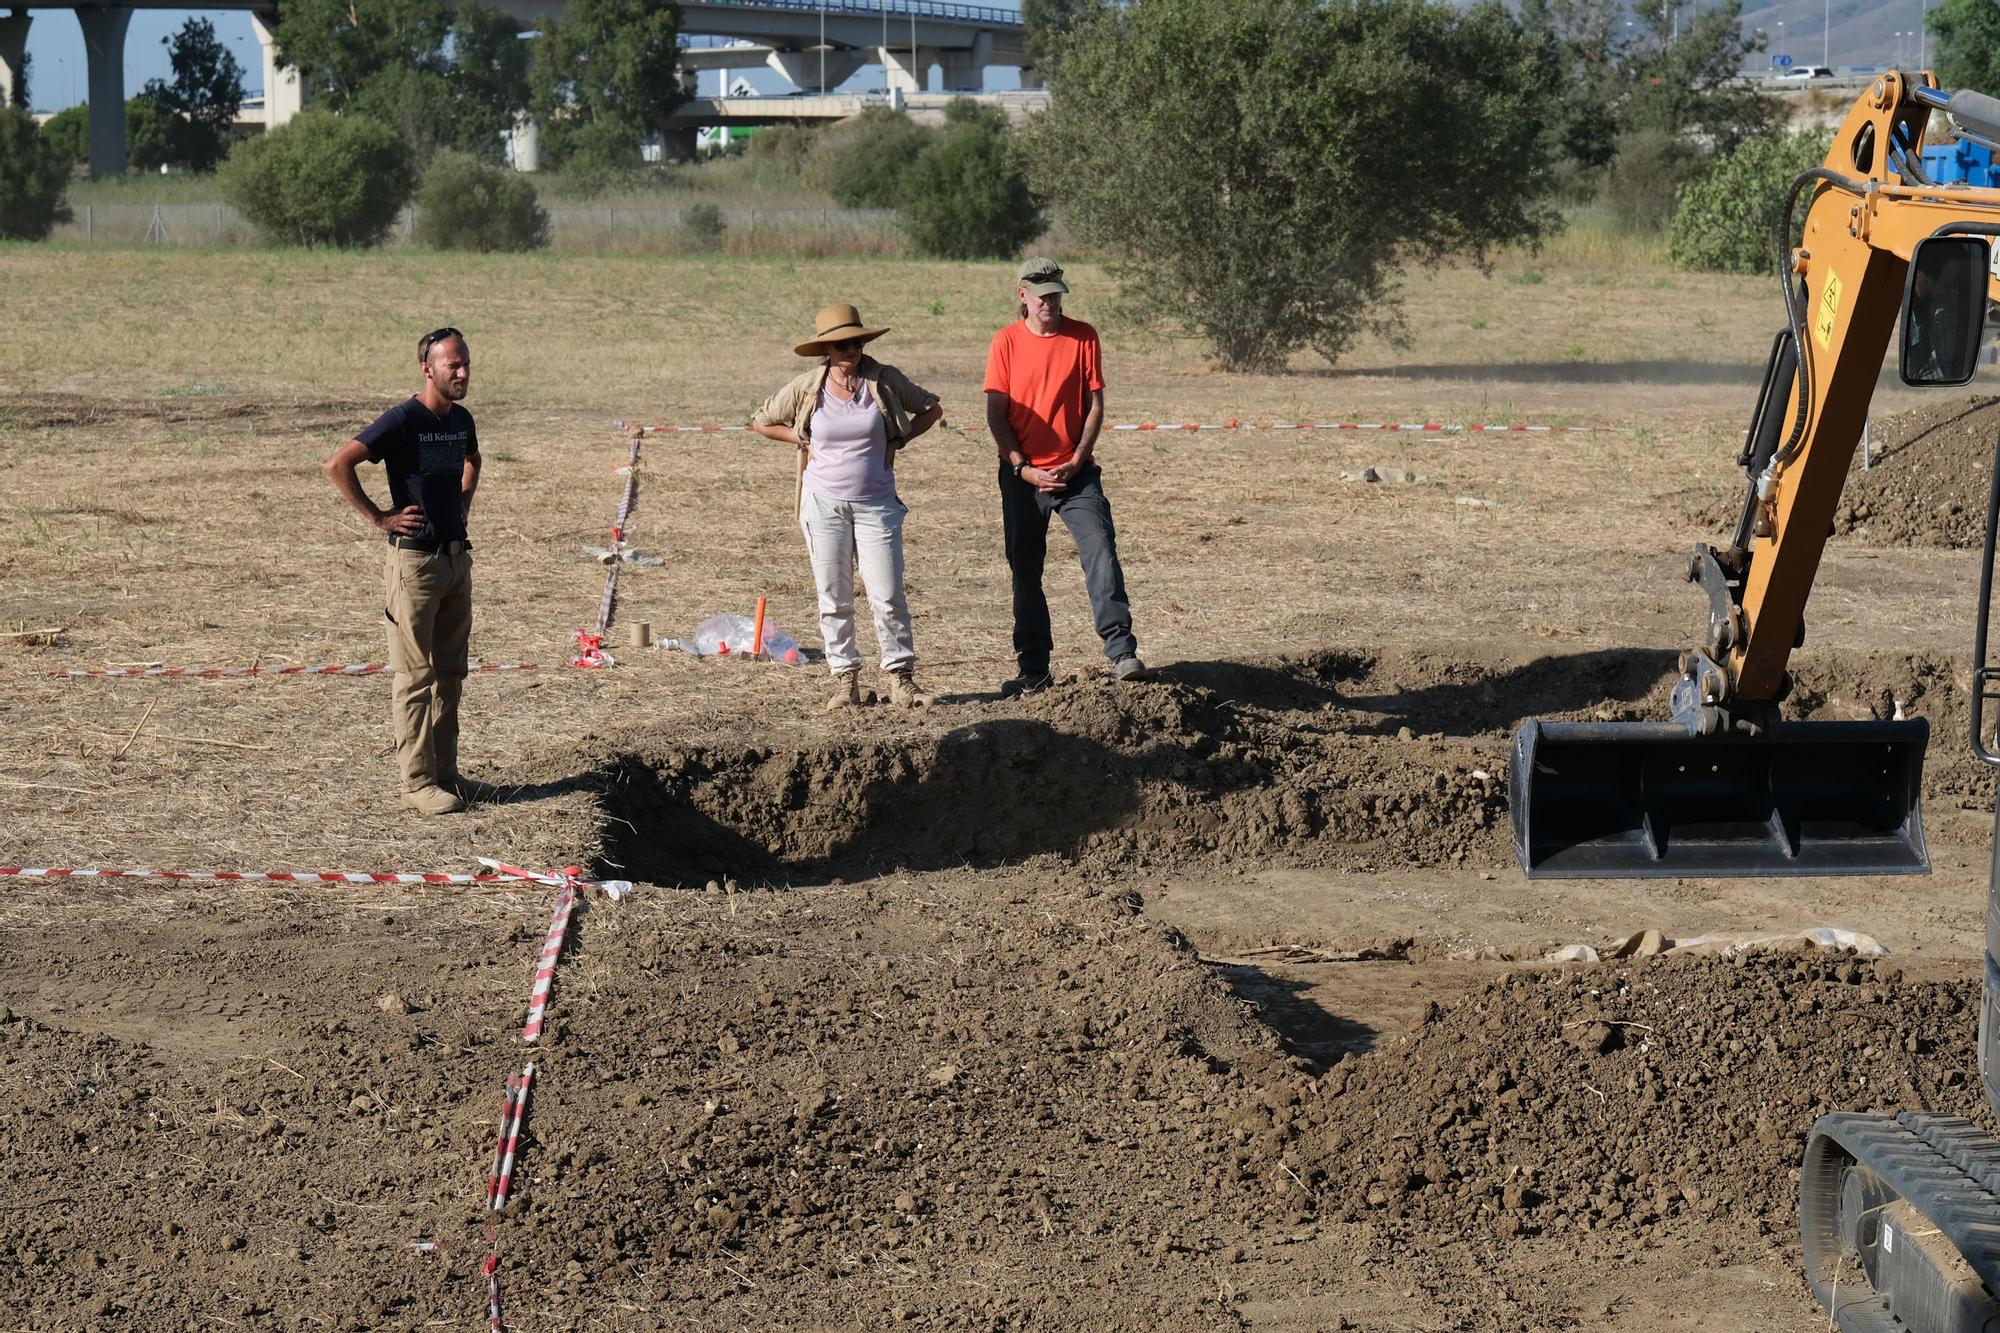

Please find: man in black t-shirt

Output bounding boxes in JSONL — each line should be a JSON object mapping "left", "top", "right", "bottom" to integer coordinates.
{"left": 324, "top": 328, "right": 485, "bottom": 815}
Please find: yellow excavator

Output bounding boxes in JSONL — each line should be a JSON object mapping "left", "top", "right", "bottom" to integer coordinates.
{"left": 1509, "top": 73, "right": 2000, "bottom": 1328}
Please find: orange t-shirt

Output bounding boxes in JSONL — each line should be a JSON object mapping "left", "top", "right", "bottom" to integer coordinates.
{"left": 983, "top": 319, "right": 1105, "bottom": 468}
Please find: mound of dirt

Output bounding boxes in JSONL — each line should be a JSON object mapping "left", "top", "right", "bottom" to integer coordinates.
{"left": 600, "top": 645, "right": 1999, "bottom": 886}
{"left": 1840, "top": 395, "right": 2000, "bottom": 548}
{"left": 498, "top": 880, "right": 1299, "bottom": 1329}
{"left": 7, "top": 866, "right": 2000, "bottom": 1330}
{"left": 1691, "top": 396, "right": 2000, "bottom": 548}
{"left": 1278, "top": 952, "right": 1989, "bottom": 1257}
{"left": 598, "top": 650, "right": 1684, "bottom": 886}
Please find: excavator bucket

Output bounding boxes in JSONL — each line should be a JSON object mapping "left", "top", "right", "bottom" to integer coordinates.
{"left": 1510, "top": 719, "right": 1930, "bottom": 878}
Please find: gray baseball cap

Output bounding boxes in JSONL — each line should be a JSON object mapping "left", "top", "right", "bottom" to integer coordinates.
{"left": 1017, "top": 257, "right": 1069, "bottom": 297}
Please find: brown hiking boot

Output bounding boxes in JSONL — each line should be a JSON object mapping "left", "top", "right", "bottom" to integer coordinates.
{"left": 888, "top": 669, "right": 933, "bottom": 708}
{"left": 403, "top": 784, "right": 465, "bottom": 816}
{"left": 825, "top": 669, "right": 864, "bottom": 712}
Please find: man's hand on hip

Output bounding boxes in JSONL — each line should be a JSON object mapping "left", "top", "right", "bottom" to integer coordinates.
{"left": 378, "top": 504, "right": 426, "bottom": 536}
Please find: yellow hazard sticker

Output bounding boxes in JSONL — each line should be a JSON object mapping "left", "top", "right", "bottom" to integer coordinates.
{"left": 1812, "top": 269, "right": 1841, "bottom": 349}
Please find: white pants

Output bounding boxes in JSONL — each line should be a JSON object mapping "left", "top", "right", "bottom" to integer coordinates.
{"left": 799, "top": 489, "right": 915, "bottom": 674}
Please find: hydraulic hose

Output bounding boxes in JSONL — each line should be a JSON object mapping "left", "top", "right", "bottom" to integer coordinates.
{"left": 1770, "top": 167, "right": 1871, "bottom": 475}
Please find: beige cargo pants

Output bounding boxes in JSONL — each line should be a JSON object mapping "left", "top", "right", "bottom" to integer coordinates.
{"left": 383, "top": 545, "right": 472, "bottom": 792}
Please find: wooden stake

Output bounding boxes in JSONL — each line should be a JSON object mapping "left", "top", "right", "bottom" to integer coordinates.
{"left": 113, "top": 701, "right": 158, "bottom": 761}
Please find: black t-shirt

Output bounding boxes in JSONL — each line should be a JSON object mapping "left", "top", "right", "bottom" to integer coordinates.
{"left": 356, "top": 398, "right": 478, "bottom": 543}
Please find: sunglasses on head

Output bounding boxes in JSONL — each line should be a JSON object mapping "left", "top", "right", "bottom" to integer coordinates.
{"left": 418, "top": 327, "right": 463, "bottom": 360}
{"left": 1025, "top": 270, "right": 1062, "bottom": 285}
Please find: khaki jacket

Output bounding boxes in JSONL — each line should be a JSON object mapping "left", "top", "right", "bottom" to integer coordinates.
{"left": 751, "top": 356, "right": 939, "bottom": 448}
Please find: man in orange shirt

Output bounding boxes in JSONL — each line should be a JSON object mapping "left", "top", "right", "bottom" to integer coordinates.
{"left": 984, "top": 257, "right": 1144, "bottom": 697}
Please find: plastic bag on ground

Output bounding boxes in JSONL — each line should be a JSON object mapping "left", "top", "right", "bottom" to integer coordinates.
{"left": 666, "top": 613, "right": 802, "bottom": 664}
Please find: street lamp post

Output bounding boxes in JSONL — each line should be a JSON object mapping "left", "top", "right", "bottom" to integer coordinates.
{"left": 1824, "top": 0, "right": 1830, "bottom": 67}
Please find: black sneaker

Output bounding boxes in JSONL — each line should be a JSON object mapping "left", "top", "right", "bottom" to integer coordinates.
{"left": 1112, "top": 655, "right": 1149, "bottom": 683}
{"left": 1000, "top": 671, "right": 1054, "bottom": 699}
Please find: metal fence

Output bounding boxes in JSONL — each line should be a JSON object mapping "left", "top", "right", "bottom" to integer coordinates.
{"left": 47, "top": 203, "right": 904, "bottom": 254}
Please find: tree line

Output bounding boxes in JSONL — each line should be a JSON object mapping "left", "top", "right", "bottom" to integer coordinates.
{"left": 6, "top": 0, "right": 1999, "bottom": 371}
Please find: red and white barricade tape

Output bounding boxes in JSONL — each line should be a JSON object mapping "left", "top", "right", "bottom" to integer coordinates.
{"left": 614, "top": 417, "right": 1632, "bottom": 436}
{"left": 521, "top": 884, "right": 579, "bottom": 1044}
{"left": 1103, "top": 420, "right": 1629, "bottom": 434}
{"left": 573, "top": 436, "right": 644, "bottom": 670}
{"left": 476, "top": 857, "right": 630, "bottom": 903}
{"left": 488, "top": 1063, "right": 534, "bottom": 1212}
{"left": 0, "top": 860, "right": 634, "bottom": 895}
{"left": 483, "top": 1252, "right": 505, "bottom": 1331}
{"left": 0, "top": 866, "right": 501, "bottom": 886}
{"left": 50, "top": 661, "right": 540, "bottom": 681}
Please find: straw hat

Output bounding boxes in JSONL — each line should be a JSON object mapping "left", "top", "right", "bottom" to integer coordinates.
{"left": 794, "top": 304, "right": 890, "bottom": 357}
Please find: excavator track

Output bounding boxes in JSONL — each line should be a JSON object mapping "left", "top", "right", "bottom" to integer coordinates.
{"left": 1801, "top": 1112, "right": 2000, "bottom": 1330}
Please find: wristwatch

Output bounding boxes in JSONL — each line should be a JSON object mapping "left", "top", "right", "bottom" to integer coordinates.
{"left": 1012, "top": 460, "right": 1028, "bottom": 478}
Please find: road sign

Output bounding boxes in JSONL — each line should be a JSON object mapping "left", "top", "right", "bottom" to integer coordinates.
{"left": 1774, "top": 54, "right": 1793, "bottom": 68}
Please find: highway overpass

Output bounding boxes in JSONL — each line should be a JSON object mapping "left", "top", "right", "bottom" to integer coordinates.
{"left": 0, "top": 0, "right": 1029, "bottom": 175}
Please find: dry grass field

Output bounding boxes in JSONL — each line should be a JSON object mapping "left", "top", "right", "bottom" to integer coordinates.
{"left": 2, "top": 237, "right": 1997, "bottom": 1331}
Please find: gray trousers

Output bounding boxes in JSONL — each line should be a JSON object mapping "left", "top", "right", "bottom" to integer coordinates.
{"left": 999, "top": 463, "right": 1137, "bottom": 674}
{"left": 799, "top": 489, "right": 916, "bottom": 674}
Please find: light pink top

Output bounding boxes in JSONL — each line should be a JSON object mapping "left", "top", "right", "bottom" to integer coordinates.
{"left": 805, "top": 380, "right": 894, "bottom": 502}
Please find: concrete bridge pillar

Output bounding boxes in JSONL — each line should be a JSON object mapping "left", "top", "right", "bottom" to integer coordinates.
{"left": 766, "top": 46, "right": 865, "bottom": 93}
{"left": 0, "top": 9, "right": 30, "bottom": 109}
{"left": 877, "top": 44, "right": 923, "bottom": 94}
{"left": 251, "top": 11, "right": 302, "bottom": 127}
{"left": 660, "top": 126, "right": 696, "bottom": 162}
{"left": 940, "top": 30, "right": 991, "bottom": 93}
{"left": 75, "top": 4, "right": 130, "bottom": 176}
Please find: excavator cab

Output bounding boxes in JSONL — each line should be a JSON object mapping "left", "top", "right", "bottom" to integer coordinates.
{"left": 1901, "top": 235, "right": 1990, "bottom": 387}
{"left": 1510, "top": 226, "right": 1993, "bottom": 880}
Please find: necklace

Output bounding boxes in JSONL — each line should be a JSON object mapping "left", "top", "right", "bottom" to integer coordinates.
{"left": 827, "top": 369, "right": 860, "bottom": 398}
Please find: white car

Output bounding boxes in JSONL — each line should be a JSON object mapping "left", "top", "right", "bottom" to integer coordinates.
{"left": 1780, "top": 65, "right": 1836, "bottom": 79}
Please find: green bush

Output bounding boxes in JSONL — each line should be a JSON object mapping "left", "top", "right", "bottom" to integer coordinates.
{"left": 822, "top": 108, "right": 935, "bottom": 207}
{"left": 413, "top": 149, "right": 547, "bottom": 251}
{"left": 748, "top": 123, "right": 814, "bottom": 174}
{"left": 1670, "top": 129, "right": 1833, "bottom": 274}
{"left": 217, "top": 112, "right": 414, "bottom": 247}
{"left": 125, "top": 95, "right": 180, "bottom": 171}
{"left": 1598, "top": 129, "right": 1702, "bottom": 235}
{"left": 679, "top": 201, "right": 726, "bottom": 251}
{"left": 543, "top": 118, "right": 641, "bottom": 198}
{"left": 899, "top": 118, "right": 1043, "bottom": 260}
{"left": 40, "top": 105, "right": 88, "bottom": 164}
{"left": 0, "top": 106, "right": 73, "bottom": 239}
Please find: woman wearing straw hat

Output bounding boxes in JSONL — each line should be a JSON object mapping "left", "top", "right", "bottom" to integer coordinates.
{"left": 751, "top": 304, "right": 944, "bottom": 711}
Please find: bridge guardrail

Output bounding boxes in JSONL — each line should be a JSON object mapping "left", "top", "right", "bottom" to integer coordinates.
{"left": 684, "top": 0, "right": 1024, "bottom": 27}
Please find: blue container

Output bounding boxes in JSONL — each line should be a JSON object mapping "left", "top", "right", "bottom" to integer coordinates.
{"left": 1921, "top": 139, "right": 1998, "bottom": 186}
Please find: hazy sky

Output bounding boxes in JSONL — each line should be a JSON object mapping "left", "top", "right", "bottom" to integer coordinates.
{"left": 19, "top": 2, "right": 1027, "bottom": 114}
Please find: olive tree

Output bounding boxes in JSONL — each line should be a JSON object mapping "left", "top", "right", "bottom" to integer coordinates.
{"left": 1025, "top": 0, "right": 1558, "bottom": 371}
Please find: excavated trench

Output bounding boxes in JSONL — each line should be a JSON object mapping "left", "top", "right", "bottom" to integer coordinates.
{"left": 595, "top": 646, "right": 2000, "bottom": 887}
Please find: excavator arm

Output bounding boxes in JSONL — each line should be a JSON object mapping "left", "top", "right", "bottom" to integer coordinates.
{"left": 1708, "top": 77, "right": 2000, "bottom": 713}
{"left": 1511, "top": 72, "right": 2000, "bottom": 878}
